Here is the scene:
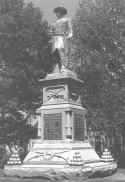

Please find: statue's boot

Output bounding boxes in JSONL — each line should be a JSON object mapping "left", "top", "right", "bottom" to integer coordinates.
{"left": 60, "top": 56, "right": 69, "bottom": 72}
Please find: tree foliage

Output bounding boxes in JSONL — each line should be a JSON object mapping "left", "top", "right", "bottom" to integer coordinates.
{"left": 0, "top": 0, "right": 52, "bottom": 143}
{"left": 73, "top": 0, "right": 125, "bottom": 139}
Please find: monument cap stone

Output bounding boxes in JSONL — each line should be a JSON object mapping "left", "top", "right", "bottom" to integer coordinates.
{"left": 39, "top": 69, "right": 83, "bottom": 87}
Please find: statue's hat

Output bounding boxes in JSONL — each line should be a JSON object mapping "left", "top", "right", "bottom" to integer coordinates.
{"left": 54, "top": 6, "right": 67, "bottom": 15}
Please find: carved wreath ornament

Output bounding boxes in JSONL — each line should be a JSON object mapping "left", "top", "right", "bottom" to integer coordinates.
{"left": 46, "top": 86, "right": 65, "bottom": 101}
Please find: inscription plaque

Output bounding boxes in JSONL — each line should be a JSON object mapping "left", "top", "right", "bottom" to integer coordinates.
{"left": 74, "top": 114, "right": 84, "bottom": 141}
{"left": 44, "top": 113, "right": 62, "bottom": 140}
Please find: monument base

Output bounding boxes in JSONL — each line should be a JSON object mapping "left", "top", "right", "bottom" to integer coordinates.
{"left": 4, "top": 70, "right": 117, "bottom": 179}
{"left": 4, "top": 140, "right": 117, "bottom": 179}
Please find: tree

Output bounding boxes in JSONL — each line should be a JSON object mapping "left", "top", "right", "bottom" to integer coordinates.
{"left": 73, "top": 0, "right": 125, "bottom": 150}
{"left": 0, "top": 0, "right": 52, "bottom": 144}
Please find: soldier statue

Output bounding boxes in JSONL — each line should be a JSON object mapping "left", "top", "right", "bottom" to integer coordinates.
{"left": 50, "top": 7, "right": 73, "bottom": 72}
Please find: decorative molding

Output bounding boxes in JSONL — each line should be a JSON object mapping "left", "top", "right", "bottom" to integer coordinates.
{"left": 45, "top": 86, "right": 66, "bottom": 103}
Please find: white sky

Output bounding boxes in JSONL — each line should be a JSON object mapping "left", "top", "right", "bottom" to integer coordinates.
{"left": 26, "top": 0, "right": 79, "bottom": 22}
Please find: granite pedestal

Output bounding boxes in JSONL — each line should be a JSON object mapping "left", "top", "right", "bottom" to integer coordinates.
{"left": 4, "top": 69, "right": 117, "bottom": 179}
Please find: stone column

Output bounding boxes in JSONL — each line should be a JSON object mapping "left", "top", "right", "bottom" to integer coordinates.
{"left": 65, "top": 110, "right": 72, "bottom": 140}
{"left": 84, "top": 118, "right": 87, "bottom": 139}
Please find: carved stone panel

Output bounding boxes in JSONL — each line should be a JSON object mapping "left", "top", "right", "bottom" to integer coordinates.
{"left": 74, "top": 113, "right": 84, "bottom": 141}
{"left": 45, "top": 85, "right": 66, "bottom": 104}
{"left": 44, "top": 113, "right": 62, "bottom": 140}
{"left": 69, "top": 85, "right": 81, "bottom": 104}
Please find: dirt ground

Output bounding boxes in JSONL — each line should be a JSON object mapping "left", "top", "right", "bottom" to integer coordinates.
{"left": 0, "top": 169, "right": 125, "bottom": 182}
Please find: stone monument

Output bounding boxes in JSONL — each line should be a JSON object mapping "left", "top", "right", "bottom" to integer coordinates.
{"left": 4, "top": 7, "right": 117, "bottom": 179}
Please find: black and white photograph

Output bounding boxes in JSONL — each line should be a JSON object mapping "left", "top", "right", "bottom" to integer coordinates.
{"left": 0, "top": 0, "right": 125, "bottom": 181}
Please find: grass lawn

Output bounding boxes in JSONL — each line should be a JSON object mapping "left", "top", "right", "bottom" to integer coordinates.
{"left": 0, "top": 169, "right": 125, "bottom": 182}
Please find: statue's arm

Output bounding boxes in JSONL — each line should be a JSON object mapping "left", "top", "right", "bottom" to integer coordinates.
{"left": 65, "top": 19, "right": 73, "bottom": 39}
